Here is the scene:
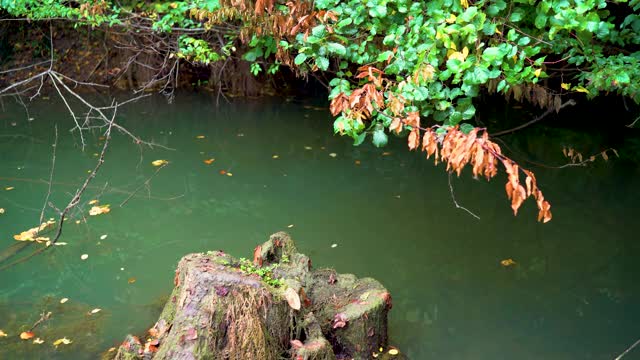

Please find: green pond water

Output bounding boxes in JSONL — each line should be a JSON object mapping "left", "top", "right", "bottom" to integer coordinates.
{"left": 1, "top": 94, "right": 639, "bottom": 359}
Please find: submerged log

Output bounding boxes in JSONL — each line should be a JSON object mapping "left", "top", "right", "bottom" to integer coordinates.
{"left": 114, "top": 232, "right": 391, "bottom": 360}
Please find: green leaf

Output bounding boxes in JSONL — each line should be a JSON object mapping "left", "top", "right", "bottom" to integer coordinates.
{"left": 327, "top": 43, "right": 347, "bottom": 56}
{"left": 353, "top": 132, "right": 367, "bottom": 146}
{"left": 372, "top": 129, "right": 388, "bottom": 147}
{"left": 294, "top": 53, "right": 308, "bottom": 65}
{"left": 460, "top": 123, "right": 475, "bottom": 134}
{"left": 316, "top": 56, "right": 330, "bottom": 71}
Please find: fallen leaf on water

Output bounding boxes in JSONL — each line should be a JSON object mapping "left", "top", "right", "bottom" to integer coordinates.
{"left": 108, "top": 347, "right": 116, "bottom": 352}
{"left": 226, "top": 172, "right": 233, "bottom": 177}
{"left": 237, "top": 133, "right": 244, "bottom": 137}
{"left": 151, "top": 159, "right": 168, "bottom": 167}
{"left": 304, "top": 146, "right": 312, "bottom": 150}
{"left": 20, "top": 331, "right": 35, "bottom": 340}
{"left": 88, "top": 199, "right": 99, "bottom": 205}
{"left": 381, "top": 152, "right": 392, "bottom": 156}
{"left": 5, "top": 186, "right": 14, "bottom": 191}
{"left": 60, "top": 298, "right": 69, "bottom": 304}
{"left": 100, "top": 234, "right": 108, "bottom": 240}
{"left": 81, "top": 254, "right": 89, "bottom": 260}
{"left": 90, "top": 308, "right": 101, "bottom": 314}
{"left": 272, "top": 155, "right": 279, "bottom": 159}
{"left": 203, "top": 158, "right": 215, "bottom": 165}
{"left": 54, "top": 242, "right": 67, "bottom": 246}
{"left": 388, "top": 348, "right": 399, "bottom": 356}
{"left": 75, "top": 220, "right": 81, "bottom": 224}
{"left": 14, "top": 220, "right": 56, "bottom": 242}
{"left": 287, "top": 224, "right": 294, "bottom": 228}
{"left": 331, "top": 244, "right": 337, "bottom": 248}
{"left": 329, "top": 153, "right": 337, "bottom": 158}
{"left": 89, "top": 204, "right": 110, "bottom": 216}
{"left": 128, "top": 277, "right": 137, "bottom": 284}
{"left": 219, "top": 170, "right": 227, "bottom": 175}
{"left": 33, "top": 338, "right": 44, "bottom": 344}
{"left": 53, "top": 337, "right": 72, "bottom": 346}
{"left": 195, "top": 135, "right": 205, "bottom": 139}
{"left": 355, "top": 160, "right": 361, "bottom": 165}
{"left": 284, "top": 288, "right": 301, "bottom": 310}
{"left": 0, "top": 208, "right": 4, "bottom": 214}
{"left": 0, "top": 330, "right": 7, "bottom": 337}
{"left": 500, "top": 259, "right": 517, "bottom": 267}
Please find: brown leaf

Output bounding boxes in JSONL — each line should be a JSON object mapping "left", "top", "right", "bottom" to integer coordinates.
{"left": 407, "top": 129, "right": 420, "bottom": 150}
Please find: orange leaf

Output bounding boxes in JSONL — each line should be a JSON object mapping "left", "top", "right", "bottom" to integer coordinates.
{"left": 20, "top": 331, "right": 35, "bottom": 340}
{"left": 407, "top": 129, "right": 420, "bottom": 150}
{"left": 203, "top": 158, "right": 215, "bottom": 165}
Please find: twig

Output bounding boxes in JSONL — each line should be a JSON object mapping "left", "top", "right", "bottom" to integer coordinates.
{"left": 492, "top": 100, "right": 576, "bottom": 137}
{"left": 40, "top": 124, "right": 58, "bottom": 224}
{"left": 119, "top": 163, "right": 168, "bottom": 207}
{"left": 29, "top": 311, "right": 52, "bottom": 332}
{"left": 614, "top": 337, "right": 640, "bottom": 360}
{"left": 448, "top": 173, "right": 481, "bottom": 220}
{"left": 627, "top": 115, "right": 639, "bottom": 128}
{"left": 51, "top": 106, "right": 117, "bottom": 245}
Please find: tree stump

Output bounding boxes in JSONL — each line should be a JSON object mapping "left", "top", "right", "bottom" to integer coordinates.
{"left": 113, "top": 232, "right": 391, "bottom": 360}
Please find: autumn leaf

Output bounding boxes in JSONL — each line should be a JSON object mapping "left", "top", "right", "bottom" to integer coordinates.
{"left": 88, "top": 199, "right": 99, "bottom": 205}
{"left": 14, "top": 220, "right": 56, "bottom": 242}
{"left": 0, "top": 330, "right": 7, "bottom": 337}
{"left": 5, "top": 186, "right": 14, "bottom": 191}
{"left": 33, "top": 338, "right": 44, "bottom": 344}
{"left": 128, "top": 277, "right": 137, "bottom": 284}
{"left": 284, "top": 287, "right": 301, "bottom": 310}
{"left": 60, "top": 298, "right": 69, "bottom": 304}
{"left": 20, "top": 331, "right": 35, "bottom": 340}
{"left": 151, "top": 159, "right": 168, "bottom": 167}
{"left": 203, "top": 158, "right": 215, "bottom": 165}
{"left": 195, "top": 135, "right": 205, "bottom": 139}
{"left": 53, "top": 337, "right": 72, "bottom": 346}
{"left": 89, "top": 204, "right": 110, "bottom": 216}
{"left": 90, "top": 308, "right": 101, "bottom": 314}
{"left": 407, "top": 129, "right": 420, "bottom": 150}
{"left": 500, "top": 259, "right": 517, "bottom": 267}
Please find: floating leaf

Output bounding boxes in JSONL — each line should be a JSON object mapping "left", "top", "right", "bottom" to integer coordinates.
{"left": 195, "top": 135, "right": 205, "bottom": 139}
{"left": 500, "top": 259, "right": 517, "bottom": 267}
{"left": 60, "top": 298, "right": 69, "bottom": 304}
{"left": 128, "top": 277, "right": 137, "bottom": 284}
{"left": 388, "top": 348, "right": 399, "bottom": 355}
{"left": 90, "top": 308, "right": 101, "bottom": 314}
{"left": 89, "top": 204, "right": 110, "bottom": 216}
{"left": 0, "top": 330, "right": 7, "bottom": 337}
{"left": 304, "top": 146, "right": 312, "bottom": 150}
{"left": 329, "top": 153, "right": 337, "bottom": 158}
{"left": 287, "top": 224, "right": 294, "bottom": 228}
{"left": 272, "top": 155, "right": 279, "bottom": 159}
{"left": 100, "top": 234, "right": 108, "bottom": 240}
{"left": 33, "top": 338, "right": 44, "bottom": 344}
{"left": 20, "top": 331, "right": 35, "bottom": 340}
{"left": 203, "top": 158, "right": 215, "bottom": 165}
{"left": 284, "top": 288, "right": 301, "bottom": 310}
{"left": 88, "top": 199, "right": 99, "bottom": 205}
{"left": 81, "top": 254, "right": 89, "bottom": 260}
{"left": 219, "top": 170, "right": 227, "bottom": 175}
{"left": 5, "top": 186, "right": 14, "bottom": 191}
{"left": 0, "top": 208, "right": 4, "bottom": 214}
{"left": 331, "top": 243, "right": 337, "bottom": 248}
{"left": 151, "top": 160, "right": 168, "bottom": 167}
{"left": 14, "top": 220, "right": 56, "bottom": 242}
{"left": 53, "top": 337, "right": 72, "bottom": 346}
{"left": 354, "top": 160, "right": 361, "bottom": 165}
{"left": 226, "top": 172, "right": 233, "bottom": 177}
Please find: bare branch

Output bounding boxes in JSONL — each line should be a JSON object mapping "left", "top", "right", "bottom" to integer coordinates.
{"left": 40, "top": 124, "right": 58, "bottom": 224}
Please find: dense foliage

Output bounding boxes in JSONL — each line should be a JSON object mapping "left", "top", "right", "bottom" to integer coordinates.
{"left": 3, "top": 0, "right": 638, "bottom": 221}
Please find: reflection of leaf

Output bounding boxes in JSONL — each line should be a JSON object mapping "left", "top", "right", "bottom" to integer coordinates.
{"left": 89, "top": 205, "right": 111, "bottom": 216}
{"left": 151, "top": 160, "right": 169, "bottom": 167}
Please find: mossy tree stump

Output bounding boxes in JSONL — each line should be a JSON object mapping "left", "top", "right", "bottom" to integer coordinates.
{"left": 114, "top": 232, "right": 391, "bottom": 360}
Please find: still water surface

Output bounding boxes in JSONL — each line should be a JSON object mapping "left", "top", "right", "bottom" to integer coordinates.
{"left": 1, "top": 94, "right": 639, "bottom": 359}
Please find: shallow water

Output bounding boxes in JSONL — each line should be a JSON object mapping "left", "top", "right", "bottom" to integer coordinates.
{"left": 1, "top": 94, "right": 639, "bottom": 359}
